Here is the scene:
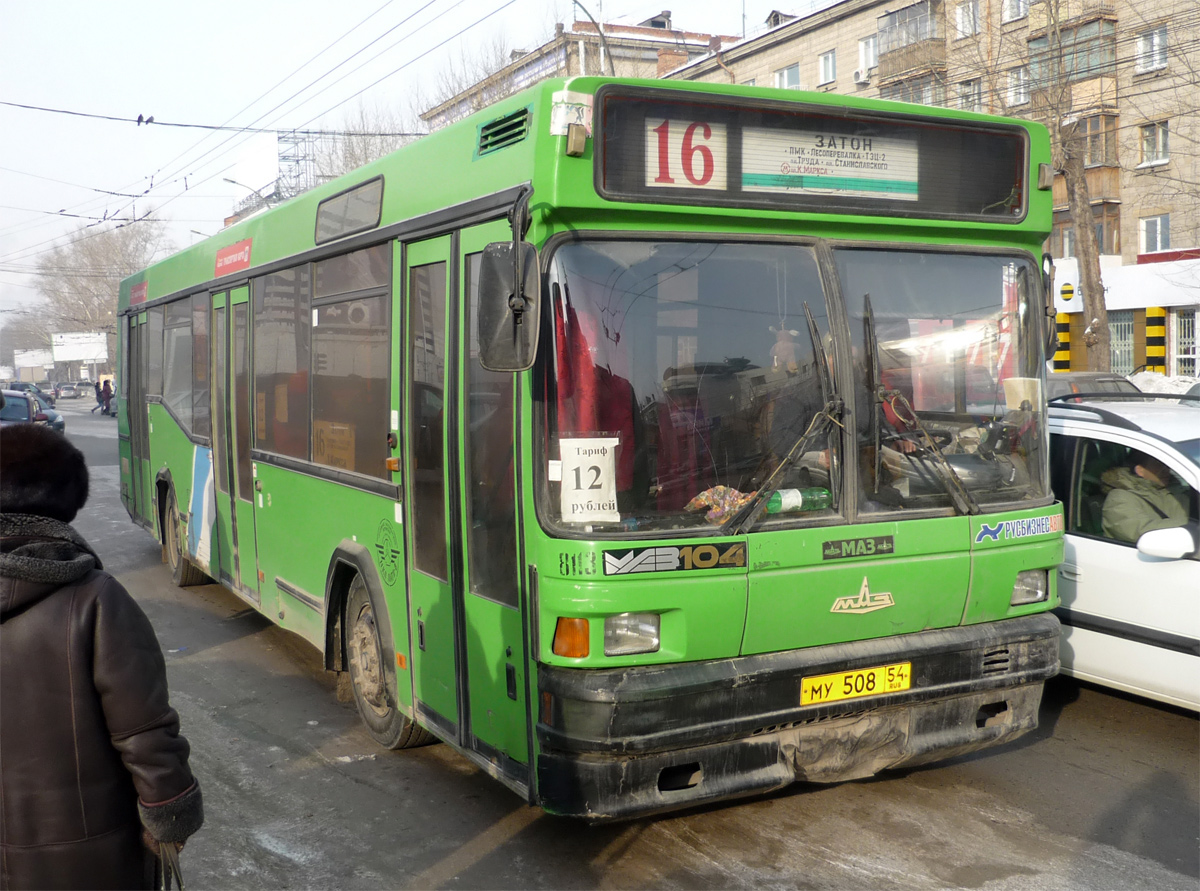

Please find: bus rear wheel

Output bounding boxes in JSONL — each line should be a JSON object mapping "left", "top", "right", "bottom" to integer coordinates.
{"left": 345, "top": 575, "right": 432, "bottom": 749}
{"left": 164, "top": 489, "right": 207, "bottom": 587}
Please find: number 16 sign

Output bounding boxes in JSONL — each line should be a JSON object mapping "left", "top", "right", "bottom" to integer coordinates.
{"left": 645, "top": 118, "right": 728, "bottom": 191}
{"left": 560, "top": 437, "right": 621, "bottom": 524}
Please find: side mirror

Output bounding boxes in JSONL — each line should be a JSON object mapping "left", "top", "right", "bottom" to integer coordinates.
{"left": 33, "top": 412, "right": 49, "bottom": 423}
{"left": 478, "top": 241, "right": 540, "bottom": 372}
{"left": 1136, "top": 526, "right": 1197, "bottom": 560}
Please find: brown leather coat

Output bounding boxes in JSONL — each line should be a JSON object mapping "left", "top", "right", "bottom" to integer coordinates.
{"left": 1, "top": 515, "right": 203, "bottom": 890}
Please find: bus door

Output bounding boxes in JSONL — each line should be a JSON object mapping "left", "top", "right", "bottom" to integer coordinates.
{"left": 125, "top": 313, "right": 150, "bottom": 524}
{"left": 209, "top": 292, "right": 236, "bottom": 587}
{"left": 229, "top": 287, "right": 260, "bottom": 600}
{"left": 402, "top": 237, "right": 461, "bottom": 737}
{"left": 207, "top": 286, "right": 258, "bottom": 600}
{"left": 456, "top": 224, "right": 529, "bottom": 769}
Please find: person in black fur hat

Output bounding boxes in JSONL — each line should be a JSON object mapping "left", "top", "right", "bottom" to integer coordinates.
{"left": 0, "top": 423, "right": 204, "bottom": 890}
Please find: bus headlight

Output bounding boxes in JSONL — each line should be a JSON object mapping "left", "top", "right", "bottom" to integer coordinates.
{"left": 604, "top": 613, "right": 660, "bottom": 656}
{"left": 1011, "top": 570, "right": 1049, "bottom": 605}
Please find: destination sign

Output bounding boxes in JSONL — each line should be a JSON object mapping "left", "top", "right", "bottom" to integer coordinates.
{"left": 596, "top": 85, "right": 1029, "bottom": 222}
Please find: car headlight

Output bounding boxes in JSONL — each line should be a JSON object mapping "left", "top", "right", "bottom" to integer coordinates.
{"left": 1011, "top": 569, "right": 1049, "bottom": 605}
{"left": 604, "top": 612, "right": 660, "bottom": 656}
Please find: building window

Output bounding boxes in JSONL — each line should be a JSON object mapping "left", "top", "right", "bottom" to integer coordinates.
{"left": 956, "top": 0, "right": 980, "bottom": 38}
{"left": 741, "top": 78, "right": 757, "bottom": 86}
{"left": 1030, "top": 21, "right": 1115, "bottom": 86}
{"left": 879, "top": 1, "right": 937, "bottom": 53}
{"left": 881, "top": 74, "right": 945, "bottom": 106}
{"left": 958, "top": 79, "right": 982, "bottom": 112}
{"left": 859, "top": 35, "right": 878, "bottom": 70}
{"left": 1093, "top": 204, "right": 1120, "bottom": 256}
{"left": 1007, "top": 67, "right": 1030, "bottom": 105}
{"left": 775, "top": 63, "right": 801, "bottom": 89}
{"left": 1140, "top": 214, "right": 1170, "bottom": 253}
{"left": 1081, "top": 115, "right": 1117, "bottom": 166}
{"left": 1061, "top": 225, "right": 1075, "bottom": 259}
{"left": 1136, "top": 27, "right": 1168, "bottom": 73}
{"left": 818, "top": 50, "right": 836, "bottom": 85}
{"left": 1139, "top": 121, "right": 1169, "bottom": 166}
{"left": 1174, "top": 308, "right": 1196, "bottom": 376}
{"left": 1109, "top": 309, "right": 1134, "bottom": 375}
{"left": 1001, "top": 0, "right": 1029, "bottom": 22}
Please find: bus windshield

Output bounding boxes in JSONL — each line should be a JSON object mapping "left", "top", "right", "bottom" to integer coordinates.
{"left": 541, "top": 240, "right": 1047, "bottom": 535}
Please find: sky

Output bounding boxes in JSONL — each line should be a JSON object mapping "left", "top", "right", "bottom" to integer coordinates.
{"left": 0, "top": 0, "right": 831, "bottom": 330}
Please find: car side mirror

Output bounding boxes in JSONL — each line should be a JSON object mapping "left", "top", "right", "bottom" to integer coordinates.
{"left": 33, "top": 412, "right": 49, "bottom": 423}
{"left": 1136, "top": 526, "right": 1197, "bottom": 560}
{"left": 478, "top": 241, "right": 540, "bottom": 372}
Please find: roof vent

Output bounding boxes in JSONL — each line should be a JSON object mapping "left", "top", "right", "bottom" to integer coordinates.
{"left": 478, "top": 108, "right": 531, "bottom": 155}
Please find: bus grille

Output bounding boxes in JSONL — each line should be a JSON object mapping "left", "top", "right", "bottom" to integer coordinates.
{"left": 478, "top": 108, "right": 530, "bottom": 155}
{"left": 981, "top": 647, "right": 1012, "bottom": 675}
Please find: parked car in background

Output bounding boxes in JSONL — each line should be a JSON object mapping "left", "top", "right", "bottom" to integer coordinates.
{"left": 5, "top": 380, "right": 55, "bottom": 406}
{"left": 0, "top": 389, "right": 49, "bottom": 426}
{"left": 1046, "top": 371, "right": 1139, "bottom": 402}
{"left": 1048, "top": 396, "right": 1199, "bottom": 710}
{"left": 28, "top": 390, "right": 65, "bottom": 432}
{"left": 54, "top": 381, "right": 80, "bottom": 399}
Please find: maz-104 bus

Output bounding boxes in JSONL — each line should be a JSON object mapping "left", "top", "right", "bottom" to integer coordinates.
{"left": 118, "top": 77, "right": 1063, "bottom": 819}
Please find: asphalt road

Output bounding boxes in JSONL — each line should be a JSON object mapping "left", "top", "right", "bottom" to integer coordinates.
{"left": 56, "top": 397, "right": 1199, "bottom": 890}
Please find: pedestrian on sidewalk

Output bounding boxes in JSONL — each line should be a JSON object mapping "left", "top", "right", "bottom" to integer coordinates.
{"left": 0, "top": 423, "right": 204, "bottom": 890}
{"left": 91, "top": 378, "right": 101, "bottom": 412}
{"left": 101, "top": 378, "right": 113, "bottom": 415}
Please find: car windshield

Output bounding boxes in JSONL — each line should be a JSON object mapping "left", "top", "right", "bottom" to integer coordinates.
{"left": 1, "top": 396, "right": 31, "bottom": 421}
{"left": 539, "top": 240, "right": 1048, "bottom": 536}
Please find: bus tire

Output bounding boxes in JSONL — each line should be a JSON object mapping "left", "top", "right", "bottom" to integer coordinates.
{"left": 345, "top": 574, "right": 433, "bottom": 749}
{"left": 164, "top": 489, "right": 208, "bottom": 587}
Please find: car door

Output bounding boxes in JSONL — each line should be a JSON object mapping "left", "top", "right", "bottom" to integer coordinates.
{"left": 1052, "top": 426, "right": 1200, "bottom": 709}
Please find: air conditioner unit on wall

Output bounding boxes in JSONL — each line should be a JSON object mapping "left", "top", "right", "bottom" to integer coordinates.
{"left": 853, "top": 68, "right": 870, "bottom": 85}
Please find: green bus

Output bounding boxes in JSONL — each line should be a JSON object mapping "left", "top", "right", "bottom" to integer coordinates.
{"left": 118, "top": 77, "right": 1063, "bottom": 819}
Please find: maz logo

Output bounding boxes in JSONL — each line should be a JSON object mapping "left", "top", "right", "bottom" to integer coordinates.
{"left": 831, "top": 577, "right": 895, "bottom": 614}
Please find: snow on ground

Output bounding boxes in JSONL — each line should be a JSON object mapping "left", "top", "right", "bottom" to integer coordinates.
{"left": 1128, "top": 372, "right": 1199, "bottom": 394}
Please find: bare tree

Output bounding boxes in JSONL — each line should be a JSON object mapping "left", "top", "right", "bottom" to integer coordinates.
{"left": 313, "top": 101, "right": 426, "bottom": 183}
{"left": 0, "top": 305, "right": 53, "bottom": 368}
{"left": 33, "top": 218, "right": 173, "bottom": 368}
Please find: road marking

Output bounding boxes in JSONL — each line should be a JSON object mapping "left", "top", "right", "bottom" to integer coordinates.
{"left": 404, "top": 807, "right": 542, "bottom": 889}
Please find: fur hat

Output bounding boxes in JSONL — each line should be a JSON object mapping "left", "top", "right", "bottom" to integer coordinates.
{"left": 0, "top": 424, "right": 89, "bottom": 522}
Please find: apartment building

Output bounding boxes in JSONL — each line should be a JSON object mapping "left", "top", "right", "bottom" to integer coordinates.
{"left": 420, "top": 11, "right": 739, "bottom": 132}
{"left": 668, "top": 0, "right": 1198, "bottom": 374}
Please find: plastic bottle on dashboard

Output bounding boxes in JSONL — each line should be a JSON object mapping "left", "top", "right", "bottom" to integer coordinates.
{"left": 766, "top": 487, "right": 832, "bottom": 513}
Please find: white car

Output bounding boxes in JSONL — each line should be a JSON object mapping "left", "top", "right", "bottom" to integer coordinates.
{"left": 1048, "top": 396, "right": 1199, "bottom": 710}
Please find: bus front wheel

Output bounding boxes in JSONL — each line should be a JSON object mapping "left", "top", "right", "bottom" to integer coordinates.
{"left": 345, "top": 575, "right": 432, "bottom": 749}
{"left": 164, "top": 489, "right": 207, "bottom": 587}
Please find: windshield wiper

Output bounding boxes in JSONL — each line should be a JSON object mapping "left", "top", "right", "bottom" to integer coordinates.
{"left": 722, "top": 301, "right": 842, "bottom": 535}
{"left": 862, "top": 294, "right": 980, "bottom": 517}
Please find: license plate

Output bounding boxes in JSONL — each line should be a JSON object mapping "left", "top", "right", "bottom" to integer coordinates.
{"left": 800, "top": 661, "right": 912, "bottom": 706}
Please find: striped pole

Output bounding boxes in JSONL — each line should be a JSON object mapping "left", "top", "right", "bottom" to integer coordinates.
{"left": 1145, "top": 307, "right": 1166, "bottom": 373}
{"left": 1053, "top": 312, "right": 1071, "bottom": 370}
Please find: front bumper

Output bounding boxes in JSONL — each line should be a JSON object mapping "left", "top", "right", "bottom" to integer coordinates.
{"left": 536, "top": 612, "right": 1060, "bottom": 819}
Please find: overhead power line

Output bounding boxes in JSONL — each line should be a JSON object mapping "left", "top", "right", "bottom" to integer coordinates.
{"left": 0, "top": 101, "right": 423, "bottom": 137}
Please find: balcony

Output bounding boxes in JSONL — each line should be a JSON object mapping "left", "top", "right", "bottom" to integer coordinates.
{"left": 878, "top": 38, "right": 947, "bottom": 82}
{"left": 1051, "top": 165, "right": 1120, "bottom": 206}
{"left": 1029, "top": 0, "right": 1116, "bottom": 35}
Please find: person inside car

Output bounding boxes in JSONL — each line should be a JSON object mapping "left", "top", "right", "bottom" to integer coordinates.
{"left": 1101, "top": 451, "right": 1189, "bottom": 543}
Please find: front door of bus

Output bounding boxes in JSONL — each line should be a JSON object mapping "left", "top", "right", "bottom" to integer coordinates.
{"left": 456, "top": 223, "right": 528, "bottom": 768}
{"left": 403, "top": 237, "right": 461, "bottom": 735}
{"left": 402, "top": 230, "right": 529, "bottom": 773}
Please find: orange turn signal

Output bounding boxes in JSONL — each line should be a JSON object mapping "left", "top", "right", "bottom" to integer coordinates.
{"left": 386, "top": 457, "right": 401, "bottom": 472}
{"left": 552, "top": 617, "right": 590, "bottom": 658}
